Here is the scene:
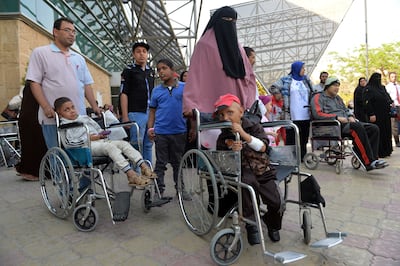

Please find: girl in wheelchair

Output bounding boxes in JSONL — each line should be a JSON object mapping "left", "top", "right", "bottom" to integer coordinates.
{"left": 54, "top": 97, "right": 156, "bottom": 188}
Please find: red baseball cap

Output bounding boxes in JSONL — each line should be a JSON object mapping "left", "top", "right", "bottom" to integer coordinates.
{"left": 214, "top": 93, "right": 241, "bottom": 113}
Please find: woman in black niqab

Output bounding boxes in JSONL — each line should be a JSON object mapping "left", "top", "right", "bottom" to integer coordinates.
{"left": 203, "top": 6, "right": 245, "bottom": 79}
{"left": 365, "top": 73, "right": 393, "bottom": 157}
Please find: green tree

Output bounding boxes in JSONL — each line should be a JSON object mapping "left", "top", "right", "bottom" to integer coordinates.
{"left": 325, "top": 41, "right": 400, "bottom": 104}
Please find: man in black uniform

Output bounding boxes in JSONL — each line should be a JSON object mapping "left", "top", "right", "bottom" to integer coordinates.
{"left": 120, "top": 42, "right": 155, "bottom": 163}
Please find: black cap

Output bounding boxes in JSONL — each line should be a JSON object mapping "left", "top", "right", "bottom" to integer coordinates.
{"left": 132, "top": 42, "right": 150, "bottom": 52}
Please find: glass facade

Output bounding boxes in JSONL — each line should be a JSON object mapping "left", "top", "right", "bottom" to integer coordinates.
{"left": 1, "top": 0, "right": 133, "bottom": 72}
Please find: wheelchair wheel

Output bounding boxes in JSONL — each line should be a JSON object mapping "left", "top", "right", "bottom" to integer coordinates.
{"left": 351, "top": 155, "right": 361, "bottom": 169}
{"left": 303, "top": 153, "right": 319, "bottom": 170}
{"left": 177, "top": 149, "right": 219, "bottom": 236}
{"left": 335, "top": 160, "right": 343, "bottom": 174}
{"left": 210, "top": 228, "right": 243, "bottom": 266}
{"left": 302, "top": 211, "right": 311, "bottom": 245}
{"left": 39, "top": 147, "right": 77, "bottom": 219}
{"left": 324, "top": 149, "right": 339, "bottom": 165}
{"left": 141, "top": 189, "right": 151, "bottom": 213}
{"left": 73, "top": 204, "right": 99, "bottom": 232}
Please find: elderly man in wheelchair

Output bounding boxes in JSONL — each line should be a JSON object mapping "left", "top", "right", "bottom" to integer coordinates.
{"left": 310, "top": 77, "right": 388, "bottom": 171}
{"left": 213, "top": 93, "right": 284, "bottom": 245}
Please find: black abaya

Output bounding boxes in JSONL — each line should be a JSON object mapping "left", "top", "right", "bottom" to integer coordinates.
{"left": 364, "top": 85, "right": 393, "bottom": 157}
{"left": 15, "top": 82, "right": 47, "bottom": 178}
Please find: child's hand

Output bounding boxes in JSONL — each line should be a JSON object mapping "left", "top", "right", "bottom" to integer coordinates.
{"left": 225, "top": 139, "right": 242, "bottom": 151}
{"left": 90, "top": 134, "right": 106, "bottom": 141}
{"left": 231, "top": 140, "right": 242, "bottom": 151}
{"left": 147, "top": 128, "right": 155, "bottom": 141}
{"left": 231, "top": 122, "right": 245, "bottom": 137}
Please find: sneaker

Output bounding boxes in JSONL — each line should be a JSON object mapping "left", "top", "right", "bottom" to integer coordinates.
{"left": 376, "top": 159, "right": 389, "bottom": 166}
{"left": 268, "top": 229, "right": 280, "bottom": 242}
{"left": 366, "top": 160, "right": 388, "bottom": 171}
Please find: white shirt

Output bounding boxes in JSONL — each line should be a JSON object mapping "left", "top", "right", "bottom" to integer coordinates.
{"left": 386, "top": 82, "right": 400, "bottom": 106}
{"left": 290, "top": 79, "right": 310, "bottom": 120}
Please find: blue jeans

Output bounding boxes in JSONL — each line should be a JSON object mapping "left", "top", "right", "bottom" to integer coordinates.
{"left": 128, "top": 111, "right": 153, "bottom": 164}
{"left": 41, "top": 124, "right": 58, "bottom": 149}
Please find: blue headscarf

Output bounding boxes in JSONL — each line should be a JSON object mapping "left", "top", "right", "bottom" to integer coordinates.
{"left": 290, "top": 61, "right": 305, "bottom": 81}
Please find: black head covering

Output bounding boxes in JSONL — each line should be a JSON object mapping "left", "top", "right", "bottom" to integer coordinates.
{"left": 203, "top": 6, "right": 245, "bottom": 79}
{"left": 367, "top": 73, "right": 383, "bottom": 89}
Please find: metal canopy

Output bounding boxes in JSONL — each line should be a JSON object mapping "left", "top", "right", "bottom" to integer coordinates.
{"left": 232, "top": 0, "right": 352, "bottom": 87}
{"left": 124, "top": 0, "right": 200, "bottom": 72}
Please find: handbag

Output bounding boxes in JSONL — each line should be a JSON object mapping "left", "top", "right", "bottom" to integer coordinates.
{"left": 244, "top": 100, "right": 262, "bottom": 122}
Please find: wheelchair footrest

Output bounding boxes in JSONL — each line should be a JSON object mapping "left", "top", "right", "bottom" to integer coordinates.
{"left": 310, "top": 237, "right": 343, "bottom": 249}
{"left": 270, "top": 251, "right": 307, "bottom": 264}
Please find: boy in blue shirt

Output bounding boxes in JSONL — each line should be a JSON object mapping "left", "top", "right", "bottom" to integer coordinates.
{"left": 147, "top": 59, "right": 191, "bottom": 200}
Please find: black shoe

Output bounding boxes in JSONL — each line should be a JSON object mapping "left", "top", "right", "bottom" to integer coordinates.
{"left": 245, "top": 224, "right": 260, "bottom": 246}
{"left": 268, "top": 229, "right": 280, "bottom": 242}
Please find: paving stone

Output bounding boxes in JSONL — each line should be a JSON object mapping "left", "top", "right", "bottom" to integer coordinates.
{"left": 0, "top": 146, "right": 399, "bottom": 265}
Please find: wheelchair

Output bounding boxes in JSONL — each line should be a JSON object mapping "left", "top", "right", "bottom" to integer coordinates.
{"left": 303, "top": 120, "right": 362, "bottom": 174}
{"left": 39, "top": 113, "right": 167, "bottom": 232}
{"left": 0, "top": 120, "right": 20, "bottom": 168}
{"left": 176, "top": 110, "right": 346, "bottom": 265}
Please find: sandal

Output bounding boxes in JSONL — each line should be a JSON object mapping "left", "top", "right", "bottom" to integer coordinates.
{"left": 141, "top": 166, "right": 158, "bottom": 179}
{"left": 127, "top": 172, "right": 150, "bottom": 188}
{"left": 21, "top": 173, "right": 39, "bottom": 181}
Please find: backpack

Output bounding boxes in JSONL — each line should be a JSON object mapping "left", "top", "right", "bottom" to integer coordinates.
{"left": 300, "top": 175, "right": 326, "bottom": 207}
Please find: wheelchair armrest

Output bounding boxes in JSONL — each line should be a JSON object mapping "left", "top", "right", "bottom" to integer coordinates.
{"left": 199, "top": 121, "right": 232, "bottom": 130}
{"left": 107, "top": 121, "right": 136, "bottom": 128}
{"left": 59, "top": 121, "right": 84, "bottom": 129}
{"left": 261, "top": 120, "right": 295, "bottom": 128}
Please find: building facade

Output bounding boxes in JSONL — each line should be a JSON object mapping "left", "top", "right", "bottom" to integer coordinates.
{"left": 0, "top": 0, "right": 135, "bottom": 111}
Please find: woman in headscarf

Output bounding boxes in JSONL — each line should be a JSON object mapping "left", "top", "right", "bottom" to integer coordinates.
{"left": 353, "top": 77, "right": 368, "bottom": 122}
{"left": 364, "top": 73, "right": 393, "bottom": 157}
{"left": 182, "top": 6, "right": 260, "bottom": 245}
{"left": 182, "top": 6, "right": 256, "bottom": 117}
{"left": 274, "top": 61, "right": 314, "bottom": 160}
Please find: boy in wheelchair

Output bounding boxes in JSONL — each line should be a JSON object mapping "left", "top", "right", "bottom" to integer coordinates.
{"left": 214, "top": 93, "right": 284, "bottom": 245}
{"left": 54, "top": 97, "right": 156, "bottom": 188}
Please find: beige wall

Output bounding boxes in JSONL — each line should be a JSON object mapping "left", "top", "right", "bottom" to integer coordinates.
{"left": 0, "top": 18, "right": 111, "bottom": 112}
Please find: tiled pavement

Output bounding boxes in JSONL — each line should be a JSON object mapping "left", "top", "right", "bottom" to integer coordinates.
{"left": 0, "top": 148, "right": 399, "bottom": 266}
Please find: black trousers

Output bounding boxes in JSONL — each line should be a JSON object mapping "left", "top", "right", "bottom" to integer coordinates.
{"left": 343, "top": 122, "right": 379, "bottom": 166}
{"left": 241, "top": 168, "right": 283, "bottom": 230}
{"left": 286, "top": 119, "right": 310, "bottom": 160}
{"left": 154, "top": 133, "right": 186, "bottom": 193}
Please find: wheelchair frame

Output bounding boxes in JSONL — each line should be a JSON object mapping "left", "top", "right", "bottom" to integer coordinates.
{"left": 176, "top": 110, "right": 346, "bottom": 265}
{"left": 0, "top": 120, "right": 21, "bottom": 168}
{"left": 304, "top": 120, "right": 363, "bottom": 174}
{"left": 39, "top": 113, "right": 165, "bottom": 232}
